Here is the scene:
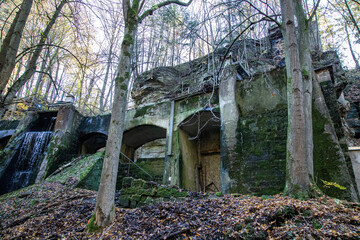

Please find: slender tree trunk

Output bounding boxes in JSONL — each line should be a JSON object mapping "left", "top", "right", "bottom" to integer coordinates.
{"left": 145, "top": 25, "right": 154, "bottom": 72}
{"left": 93, "top": 0, "right": 192, "bottom": 228}
{"left": 0, "top": 0, "right": 33, "bottom": 94}
{"left": 94, "top": 4, "right": 138, "bottom": 229}
{"left": 104, "top": 78, "right": 114, "bottom": 111}
{"left": 281, "top": 0, "right": 311, "bottom": 197}
{"left": 345, "top": 0, "right": 360, "bottom": 38}
{"left": 100, "top": 45, "right": 113, "bottom": 112}
{"left": 345, "top": 21, "right": 360, "bottom": 69}
{"left": 32, "top": 49, "right": 50, "bottom": 100}
{"left": 82, "top": 75, "right": 96, "bottom": 112}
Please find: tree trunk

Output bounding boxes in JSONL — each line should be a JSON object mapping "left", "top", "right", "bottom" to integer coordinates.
{"left": 345, "top": 0, "right": 360, "bottom": 39}
{"left": 100, "top": 45, "right": 113, "bottom": 112}
{"left": 92, "top": 0, "right": 192, "bottom": 228}
{"left": 293, "top": 0, "right": 314, "bottom": 177}
{"left": 281, "top": 0, "right": 311, "bottom": 197}
{"left": 345, "top": 21, "right": 360, "bottom": 69}
{"left": 0, "top": 0, "right": 33, "bottom": 94}
{"left": 94, "top": 3, "right": 138, "bottom": 228}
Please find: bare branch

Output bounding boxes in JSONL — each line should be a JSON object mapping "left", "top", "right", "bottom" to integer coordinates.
{"left": 309, "top": 0, "right": 321, "bottom": 22}
{"left": 138, "top": 0, "right": 193, "bottom": 23}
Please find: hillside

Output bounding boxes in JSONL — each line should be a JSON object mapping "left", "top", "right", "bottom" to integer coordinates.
{"left": 0, "top": 182, "right": 359, "bottom": 239}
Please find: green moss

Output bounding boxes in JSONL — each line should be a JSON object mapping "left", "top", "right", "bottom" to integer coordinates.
{"left": 231, "top": 109, "right": 287, "bottom": 195}
{"left": 86, "top": 214, "right": 101, "bottom": 233}
{"left": 132, "top": 179, "right": 146, "bottom": 188}
{"left": 134, "top": 105, "right": 153, "bottom": 118}
{"left": 43, "top": 130, "right": 80, "bottom": 179}
{"left": 287, "top": 184, "right": 310, "bottom": 200}
{"left": 123, "top": 33, "right": 134, "bottom": 45}
{"left": 121, "top": 84, "right": 127, "bottom": 91}
{"left": 128, "top": 158, "right": 164, "bottom": 182}
{"left": 156, "top": 186, "right": 188, "bottom": 198}
{"left": 312, "top": 107, "right": 352, "bottom": 200}
{"left": 47, "top": 151, "right": 104, "bottom": 188}
{"left": 125, "top": 72, "right": 130, "bottom": 79}
{"left": 302, "top": 69, "right": 310, "bottom": 80}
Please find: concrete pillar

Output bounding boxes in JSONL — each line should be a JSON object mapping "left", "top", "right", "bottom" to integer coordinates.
{"left": 219, "top": 65, "right": 239, "bottom": 193}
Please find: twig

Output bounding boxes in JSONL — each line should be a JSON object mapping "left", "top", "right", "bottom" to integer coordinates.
{"left": 163, "top": 228, "right": 190, "bottom": 239}
{"left": 99, "top": 222, "right": 115, "bottom": 240}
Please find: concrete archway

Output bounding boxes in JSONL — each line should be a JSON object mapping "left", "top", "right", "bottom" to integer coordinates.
{"left": 78, "top": 132, "right": 107, "bottom": 154}
{"left": 121, "top": 125, "right": 167, "bottom": 183}
{"left": 178, "top": 110, "right": 221, "bottom": 192}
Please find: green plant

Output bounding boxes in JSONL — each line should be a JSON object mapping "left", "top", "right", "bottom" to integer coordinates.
{"left": 321, "top": 180, "right": 346, "bottom": 190}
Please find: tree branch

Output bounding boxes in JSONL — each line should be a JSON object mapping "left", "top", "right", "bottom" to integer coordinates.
{"left": 16, "top": 43, "right": 84, "bottom": 72}
{"left": 309, "top": 0, "right": 321, "bottom": 22}
{"left": 138, "top": 0, "right": 193, "bottom": 23}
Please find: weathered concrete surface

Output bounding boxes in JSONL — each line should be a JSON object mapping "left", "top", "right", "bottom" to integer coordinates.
{"left": 314, "top": 69, "right": 358, "bottom": 201}
{"left": 78, "top": 114, "right": 111, "bottom": 137}
{"left": 219, "top": 66, "right": 239, "bottom": 193}
{"left": 36, "top": 105, "right": 82, "bottom": 182}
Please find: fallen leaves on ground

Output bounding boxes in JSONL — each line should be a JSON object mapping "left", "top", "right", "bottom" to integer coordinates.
{"left": 0, "top": 182, "right": 359, "bottom": 239}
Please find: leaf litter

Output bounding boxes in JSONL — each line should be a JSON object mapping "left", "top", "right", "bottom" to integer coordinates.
{"left": 0, "top": 182, "right": 359, "bottom": 239}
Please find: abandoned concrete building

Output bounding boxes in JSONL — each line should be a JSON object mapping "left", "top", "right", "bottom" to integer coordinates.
{"left": 1, "top": 26, "right": 360, "bottom": 202}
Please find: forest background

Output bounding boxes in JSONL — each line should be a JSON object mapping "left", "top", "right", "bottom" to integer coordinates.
{"left": 0, "top": 0, "right": 359, "bottom": 118}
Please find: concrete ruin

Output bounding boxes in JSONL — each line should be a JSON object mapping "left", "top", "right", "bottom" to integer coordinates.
{"left": 1, "top": 27, "right": 360, "bottom": 201}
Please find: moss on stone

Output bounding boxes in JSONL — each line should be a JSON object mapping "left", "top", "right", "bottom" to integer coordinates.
{"left": 312, "top": 107, "right": 352, "bottom": 200}
{"left": 156, "top": 186, "right": 188, "bottom": 198}
{"left": 47, "top": 151, "right": 104, "bottom": 188}
{"left": 231, "top": 108, "right": 287, "bottom": 195}
{"left": 134, "top": 105, "right": 153, "bottom": 118}
{"left": 132, "top": 179, "right": 146, "bottom": 188}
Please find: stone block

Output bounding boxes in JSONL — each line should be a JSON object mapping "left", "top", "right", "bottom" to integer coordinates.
{"left": 144, "top": 197, "right": 154, "bottom": 204}
{"left": 118, "top": 195, "right": 130, "bottom": 207}
{"left": 131, "top": 194, "right": 142, "bottom": 202}
{"left": 130, "top": 200, "right": 137, "bottom": 208}
{"left": 122, "top": 177, "right": 134, "bottom": 188}
{"left": 132, "top": 179, "right": 146, "bottom": 188}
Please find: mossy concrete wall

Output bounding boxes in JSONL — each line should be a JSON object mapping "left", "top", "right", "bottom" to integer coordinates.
{"left": 78, "top": 114, "right": 111, "bottom": 137}
{"left": 221, "top": 67, "right": 288, "bottom": 196}
{"left": 0, "top": 120, "right": 19, "bottom": 143}
{"left": 118, "top": 177, "right": 189, "bottom": 208}
{"left": 36, "top": 105, "right": 82, "bottom": 181}
{"left": 47, "top": 151, "right": 104, "bottom": 190}
{"left": 126, "top": 101, "right": 171, "bottom": 130}
{"left": 234, "top": 109, "right": 287, "bottom": 195}
{"left": 312, "top": 76, "right": 358, "bottom": 201}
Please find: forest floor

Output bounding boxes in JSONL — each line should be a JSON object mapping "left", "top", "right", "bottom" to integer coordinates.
{"left": 0, "top": 182, "right": 360, "bottom": 239}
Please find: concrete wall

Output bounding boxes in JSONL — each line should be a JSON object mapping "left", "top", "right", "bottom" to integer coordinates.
{"left": 179, "top": 129, "right": 198, "bottom": 191}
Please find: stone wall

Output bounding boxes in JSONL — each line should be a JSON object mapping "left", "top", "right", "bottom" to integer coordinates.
{"left": 117, "top": 177, "right": 190, "bottom": 208}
